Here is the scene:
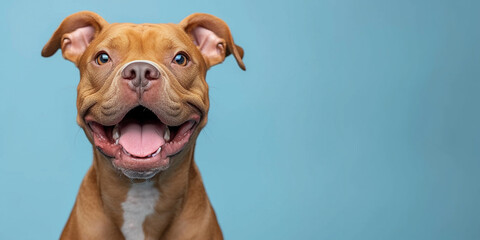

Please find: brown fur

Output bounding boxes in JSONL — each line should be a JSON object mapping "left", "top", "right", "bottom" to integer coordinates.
{"left": 42, "top": 11, "right": 244, "bottom": 239}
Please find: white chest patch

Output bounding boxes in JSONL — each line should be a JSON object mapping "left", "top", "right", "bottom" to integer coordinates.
{"left": 121, "top": 181, "right": 160, "bottom": 240}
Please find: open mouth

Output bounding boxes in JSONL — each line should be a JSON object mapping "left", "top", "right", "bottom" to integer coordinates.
{"left": 86, "top": 106, "right": 198, "bottom": 179}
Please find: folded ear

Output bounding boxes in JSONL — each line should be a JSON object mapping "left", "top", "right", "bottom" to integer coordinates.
{"left": 179, "top": 13, "right": 245, "bottom": 70}
{"left": 41, "top": 11, "right": 107, "bottom": 65}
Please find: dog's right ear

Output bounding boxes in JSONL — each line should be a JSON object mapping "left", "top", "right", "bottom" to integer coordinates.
{"left": 41, "top": 11, "right": 107, "bottom": 65}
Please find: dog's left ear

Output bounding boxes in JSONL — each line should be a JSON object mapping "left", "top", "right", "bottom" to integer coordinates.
{"left": 180, "top": 13, "right": 246, "bottom": 70}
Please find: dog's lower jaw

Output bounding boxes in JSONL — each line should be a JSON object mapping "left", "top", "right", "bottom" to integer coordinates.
{"left": 120, "top": 167, "right": 163, "bottom": 180}
{"left": 60, "top": 146, "right": 223, "bottom": 240}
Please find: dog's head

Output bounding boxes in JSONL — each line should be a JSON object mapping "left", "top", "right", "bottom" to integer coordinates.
{"left": 42, "top": 11, "right": 245, "bottom": 179}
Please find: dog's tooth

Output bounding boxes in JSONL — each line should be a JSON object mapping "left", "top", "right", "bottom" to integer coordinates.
{"left": 151, "top": 146, "right": 162, "bottom": 157}
{"left": 112, "top": 125, "right": 119, "bottom": 141}
{"left": 164, "top": 127, "right": 170, "bottom": 141}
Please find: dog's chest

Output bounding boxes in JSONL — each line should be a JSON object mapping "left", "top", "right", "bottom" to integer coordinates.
{"left": 121, "top": 181, "right": 159, "bottom": 240}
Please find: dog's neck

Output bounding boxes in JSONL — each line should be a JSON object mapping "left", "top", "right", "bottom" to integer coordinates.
{"left": 88, "top": 145, "right": 218, "bottom": 239}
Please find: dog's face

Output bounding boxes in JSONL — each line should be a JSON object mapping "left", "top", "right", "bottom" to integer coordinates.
{"left": 42, "top": 11, "right": 245, "bottom": 179}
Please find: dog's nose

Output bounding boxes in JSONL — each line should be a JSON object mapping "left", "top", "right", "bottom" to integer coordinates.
{"left": 122, "top": 61, "right": 160, "bottom": 92}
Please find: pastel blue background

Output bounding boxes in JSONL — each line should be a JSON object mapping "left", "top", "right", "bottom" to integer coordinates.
{"left": 1, "top": 0, "right": 479, "bottom": 239}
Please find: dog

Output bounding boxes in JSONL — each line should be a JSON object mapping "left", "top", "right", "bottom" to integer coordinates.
{"left": 41, "top": 11, "right": 245, "bottom": 239}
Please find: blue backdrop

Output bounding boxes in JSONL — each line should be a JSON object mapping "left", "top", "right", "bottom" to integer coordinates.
{"left": 1, "top": 0, "right": 479, "bottom": 239}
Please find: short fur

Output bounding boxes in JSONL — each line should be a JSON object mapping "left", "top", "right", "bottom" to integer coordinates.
{"left": 42, "top": 11, "right": 245, "bottom": 239}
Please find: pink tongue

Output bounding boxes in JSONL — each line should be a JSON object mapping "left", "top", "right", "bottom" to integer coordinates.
{"left": 118, "top": 122, "right": 165, "bottom": 157}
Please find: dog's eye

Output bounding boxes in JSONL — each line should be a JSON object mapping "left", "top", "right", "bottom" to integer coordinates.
{"left": 173, "top": 53, "right": 188, "bottom": 66}
{"left": 95, "top": 53, "right": 110, "bottom": 65}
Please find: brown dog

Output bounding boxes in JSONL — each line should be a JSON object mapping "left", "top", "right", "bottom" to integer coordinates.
{"left": 41, "top": 11, "right": 245, "bottom": 239}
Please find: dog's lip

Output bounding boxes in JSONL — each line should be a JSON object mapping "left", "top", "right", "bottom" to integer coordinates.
{"left": 84, "top": 113, "right": 200, "bottom": 135}
{"left": 114, "top": 151, "right": 169, "bottom": 171}
{"left": 86, "top": 118, "right": 199, "bottom": 157}
{"left": 83, "top": 107, "right": 201, "bottom": 128}
{"left": 83, "top": 107, "right": 199, "bottom": 177}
